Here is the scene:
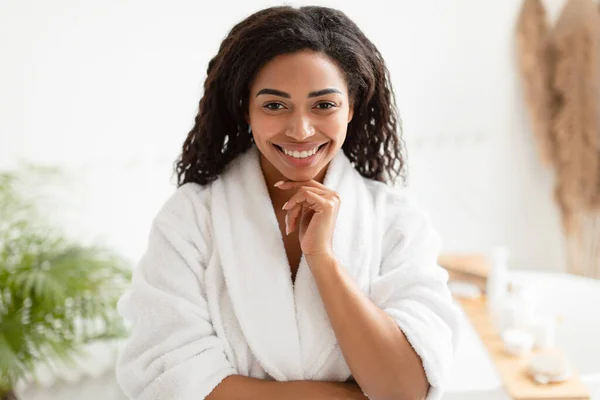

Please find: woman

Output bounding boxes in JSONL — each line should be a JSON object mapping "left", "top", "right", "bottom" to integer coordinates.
{"left": 116, "top": 5, "right": 460, "bottom": 400}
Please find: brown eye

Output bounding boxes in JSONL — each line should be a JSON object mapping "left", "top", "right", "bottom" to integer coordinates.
{"left": 316, "top": 102, "right": 336, "bottom": 110}
{"left": 264, "top": 103, "right": 286, "bottom": 111}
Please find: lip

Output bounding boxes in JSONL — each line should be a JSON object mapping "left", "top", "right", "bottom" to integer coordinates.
{"left": 273, "top": 142, "right": 329, "bottom": 151}
{"left": 273, "top": 142, "right": 329, "bottom": 168}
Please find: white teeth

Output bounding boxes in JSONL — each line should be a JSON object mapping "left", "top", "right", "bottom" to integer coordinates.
{"left": 282, "top": 146, "right": 321, "bottom": 159}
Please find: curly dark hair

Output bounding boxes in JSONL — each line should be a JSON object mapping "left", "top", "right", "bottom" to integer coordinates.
{"left": 175, "top": 5, "right": 406, "bottom": 187}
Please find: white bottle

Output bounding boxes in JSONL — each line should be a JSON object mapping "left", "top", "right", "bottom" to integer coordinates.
{"left": 528, "top": 314, "right": 556, "bottom": 349}
{"left": 486, "top": 246, "right": 510, "bottom": 330}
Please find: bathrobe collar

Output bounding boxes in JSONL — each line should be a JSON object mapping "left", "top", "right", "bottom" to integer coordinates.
{"left": 210, "top": 145, "right": 368, "bottom": 380}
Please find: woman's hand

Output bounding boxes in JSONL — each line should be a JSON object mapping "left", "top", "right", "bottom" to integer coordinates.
{"left": 275, "top": 179, "right": 340, "bottom": 258}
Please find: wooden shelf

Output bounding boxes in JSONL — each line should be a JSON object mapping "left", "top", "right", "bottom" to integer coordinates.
{"left": 458, "top": 297, "right": 590, "bottom": 400}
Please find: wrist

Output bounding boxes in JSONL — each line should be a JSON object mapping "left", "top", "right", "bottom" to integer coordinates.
{"left": 305, "top": 253, "right": 344, "bottom": 285}
{"left": 304, "top": 251, "right": 337, "bottom": 269}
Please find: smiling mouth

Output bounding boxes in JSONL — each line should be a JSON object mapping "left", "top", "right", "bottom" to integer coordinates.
{"left": 272, "top": 143, "right": 328, "bottom": 159}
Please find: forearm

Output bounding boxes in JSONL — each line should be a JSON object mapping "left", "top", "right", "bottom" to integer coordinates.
{"left": 308, "top": 255, "right": 429, "bottom": 400}
{"left": 206, "top": 375, "right": 368, "bottom": 400}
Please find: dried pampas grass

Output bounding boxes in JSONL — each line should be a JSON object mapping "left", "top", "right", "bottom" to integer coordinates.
{"left": 516, "top": 0, "right": 554, "bottom": 167}
{"left": 516, "top": 0, "right": 600, "bottom": 278}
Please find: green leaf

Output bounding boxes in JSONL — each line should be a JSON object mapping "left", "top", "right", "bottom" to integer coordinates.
{"left": 0, "top": 164, "right": 132, "bottom": 389}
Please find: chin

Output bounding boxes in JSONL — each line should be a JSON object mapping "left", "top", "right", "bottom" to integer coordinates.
{"left": 281, "top": 168, "right": 321, "bottom": 182}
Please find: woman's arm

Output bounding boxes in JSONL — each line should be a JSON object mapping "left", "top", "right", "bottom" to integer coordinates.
{"left": 277, "top": 180, "right": 459, "bottom": 400}
{"left": 307, "top": 254, "right": 429, "bottom": 400}
{"left": 207, "top": 376, "right": 368, "bottom": 400}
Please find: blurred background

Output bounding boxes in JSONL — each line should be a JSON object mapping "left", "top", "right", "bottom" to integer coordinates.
{"left": 1, "top": 0, "right": 599, "bottom": 399}
{"left": 0, "top": 0, "right": 570, "bottom": 270}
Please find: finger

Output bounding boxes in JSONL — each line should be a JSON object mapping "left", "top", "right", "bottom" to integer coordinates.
{"left": 283, "top": 187, "right": 327, "bottom": 211}
{"left": 288, "top": 197, "right": 316, "bottom": 234}
{"left": 278, "top": 182, "right": 340, "bottom": 208}
{"left": 283, "top": 188, "right": 339, "bottom": 234}
{"left": 298, "top": 207, "right": 315, "bottom": 235}
{"left": 289, "top": 200, "right": 320, "bottom": 235}
{"left": 287, "top": 203, "right": 302, "bottom": 234}
{"left": 283, "top": 187, "right": 324, "bottom": 234}
{"left": 285, "top": 190, "right": 329, "bottom": 214}
{"left": 292, "top": 185, "right": 328, "bottom": 199}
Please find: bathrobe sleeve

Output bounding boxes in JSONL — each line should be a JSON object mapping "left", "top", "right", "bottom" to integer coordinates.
{"left": 369, "top": 192, "right": 460, "bottom": 400}
{"left": 116, "top": 184, "right": 237, "bottom": 400}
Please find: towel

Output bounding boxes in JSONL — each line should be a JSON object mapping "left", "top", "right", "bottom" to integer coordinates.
{"left": 116, "top": 145, "right": 460, "bottom": 400}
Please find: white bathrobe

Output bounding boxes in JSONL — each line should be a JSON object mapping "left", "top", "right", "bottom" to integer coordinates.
{"left": 116, "top": 145, "right": 460, "bottom": 400}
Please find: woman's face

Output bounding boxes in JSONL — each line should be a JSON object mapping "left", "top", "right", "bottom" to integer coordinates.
{"left": 247, "top": 50, "right": 354, "bottom": 183}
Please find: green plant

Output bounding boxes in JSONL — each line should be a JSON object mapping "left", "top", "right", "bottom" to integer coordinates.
{"left": 0, "top": 166, "right": 131, "bottom": 399}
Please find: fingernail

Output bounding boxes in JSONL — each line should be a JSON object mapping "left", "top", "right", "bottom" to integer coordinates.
{"left": 285, "top": 214, "right": 290, "bottom": 235}
{"left": 274, "top": 181, "right": 284, "bottom": 187}
{"left": 282, "top": 201, "right": 288, "bottom": 210}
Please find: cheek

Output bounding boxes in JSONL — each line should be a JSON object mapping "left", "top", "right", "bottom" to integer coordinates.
{"left": 249, "top": 111, "right": 285, "bottom": 139}
{"left": 317, "top": 114, "right": 349, "bottom": 140}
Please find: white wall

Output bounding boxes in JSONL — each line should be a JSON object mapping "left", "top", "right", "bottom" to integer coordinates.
{"left": 0, "top": 0, "right": 568, "bottom": 271}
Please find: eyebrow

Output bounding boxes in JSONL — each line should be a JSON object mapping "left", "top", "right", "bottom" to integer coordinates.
{"left": 255, "top": 88, "right": 342, "bottom": 98}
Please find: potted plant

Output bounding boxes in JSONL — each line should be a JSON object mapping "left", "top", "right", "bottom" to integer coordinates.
{"left": 0, "top": 167, "right": 131, "bottom": 399}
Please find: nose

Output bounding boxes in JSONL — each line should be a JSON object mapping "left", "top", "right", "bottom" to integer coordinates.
{"left": 286, "top": 113, "right": 315, "bottom": 141}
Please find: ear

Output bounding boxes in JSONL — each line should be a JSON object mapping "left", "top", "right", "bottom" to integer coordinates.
{"left": 245, "top": 112, "right": 253, "bottom": 134}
